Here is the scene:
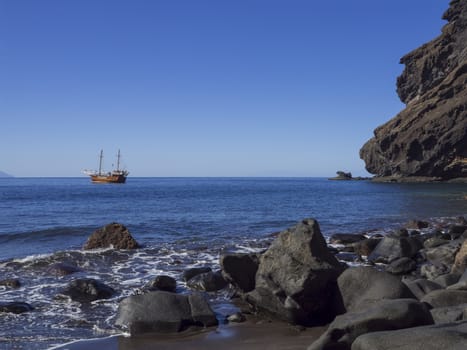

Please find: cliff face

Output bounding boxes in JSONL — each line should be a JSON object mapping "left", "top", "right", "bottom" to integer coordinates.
{"left": 360, "top": 0, "right": 467, "bottom": 180}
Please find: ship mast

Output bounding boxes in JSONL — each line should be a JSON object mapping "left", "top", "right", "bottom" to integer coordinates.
{"left": 98, "top": 150, "right": 104, "bottom": 175}
{"left": 117, "top": 149, "right": 121, "bottom": 171}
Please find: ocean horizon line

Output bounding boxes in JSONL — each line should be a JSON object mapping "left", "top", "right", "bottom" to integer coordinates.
{"left": 0, "top": 175, "right": 341, "bottom": 179}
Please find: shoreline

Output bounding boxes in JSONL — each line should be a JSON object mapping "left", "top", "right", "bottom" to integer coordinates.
{"left": 50, "top": 316, "right": 327, "bottom": 350}
{"left": 369, "top": 176, "right": 467, "bottom": 183}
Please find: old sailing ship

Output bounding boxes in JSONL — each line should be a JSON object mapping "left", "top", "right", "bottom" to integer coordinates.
{"left": 83, "top": 150, "right": 129, "bottom": 183}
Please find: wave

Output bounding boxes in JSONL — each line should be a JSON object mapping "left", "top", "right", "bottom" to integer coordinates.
{"left": 0, "top": 226, "right": 94, "bottom": 244}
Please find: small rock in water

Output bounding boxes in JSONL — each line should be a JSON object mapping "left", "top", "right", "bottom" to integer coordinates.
{"left": 182, "top": 267, "right": 212, "bottom": 282}
{"left": 47, "top": 263, "right": 81, "bottom": 276}
{"left": 0, "top": 301, "right": 34, "bottom": 314}
{"left": 62, "top": 278, "right": 116, "bottom": 302}
{"left": 144, "top": 275, "right": 177, "bottom": 293}
{"left": 406, "top": 220, "right": 430, "bottom": 230}
{"left": 0, "top": 279, "right": 21, "bottom": 288}
{"left": 83, "top": 222, "right": 139, "bottom": 250}
{"left": 329, "top": 233, "right": 366, "bottom": 245}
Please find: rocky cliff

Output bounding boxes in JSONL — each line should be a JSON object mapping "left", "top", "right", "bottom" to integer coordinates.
{"left": 360, "top": 0, "right": 467, "bottom": 181}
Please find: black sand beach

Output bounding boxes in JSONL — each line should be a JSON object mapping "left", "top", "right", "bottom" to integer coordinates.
{"left": 53, "top": 317, "right": 326, "bottom": 350}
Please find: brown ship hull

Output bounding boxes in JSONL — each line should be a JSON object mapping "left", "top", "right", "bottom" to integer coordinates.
{"left": 90, "top": 174, "right": 127, "bottom": 183}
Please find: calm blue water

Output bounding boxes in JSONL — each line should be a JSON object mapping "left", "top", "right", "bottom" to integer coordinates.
{"left": 0, "top": 177, "right": 466, "bottom": 349}
{"left": 1, "top": 177, "right": 466, "bottom": 261}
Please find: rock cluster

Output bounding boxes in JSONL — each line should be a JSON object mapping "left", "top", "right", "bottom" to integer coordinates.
{"left": 114, "top": 264, "right": 227, "bottom": 335}
{"left": 360, "top": 0, "right": 467, "bottom": 181}
{"left": 221, "top": 216, "right": 467, "bottom": 349}
{"left": 352, "top": 322, "right": 467, "bottom": 350}
{"left": 3, "top": 216, "right": 467, "bottom": 350}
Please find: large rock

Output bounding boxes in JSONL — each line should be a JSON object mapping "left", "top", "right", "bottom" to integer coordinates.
{"left": 433, "top": 273, "right": 461, "bottom": 288}
{"left": 351, "top": 321, "right": 467, "bottom": 350}
{"left": 115, "top": 291, "right": 218, "bottom": 334}
{"left": 220, "top": 253, "right": 259, "bottom": 293}
{"left": 423, "top": 240, "right": 462, "bottom": 267}
{"left": 424, "top": 236, "right": 450, "bottom": 249}
{"left": 368, "top": 235, "right": 422, "bottom": 263}
{"left": 360, "top": 0, "right": 467, "bottom": 180}
{"left": 386, "top": 257, "right": 417, "bottom": 275}
{"left": 403, "top": 278, "right": 443, "bottom": 300}
{"left": 186, "top": 270, "right": 228, "bottom": 292}
{"left": 352, "top": 238, "right": 381, "bottom": 257}
{"left": 62, "top": 278, "right": 115, "bottom": 303}
{"left": 448, "top": 269, "right": 467, "bottom": 290}
{"left": 430, "top": 303, "right": 467, "bottom": 324}
{"left": 449, "top": 224, "right": 467, "bottom": 239}
{"left": 84, "top": 223, "right": 139, "bottom": 250}
{"left": 452, "top": 239, "right": 467, "bottom": 274}
{"left": 246, "top": 218, "right": 345, "bottom": 325}
{"left": 420, "top": 263, "right": 451, "bottom": 280}
{"left": 335, "top": 266, "right": 415, "bottom": 313}
{"left": 308, "top": 299, "right": 433, "bottom": 350}
{"left": 419, "top": 240, "right": 462, "bottom": 279}
{"left": 421, "top": 289, "right": 467, "bottom": 308}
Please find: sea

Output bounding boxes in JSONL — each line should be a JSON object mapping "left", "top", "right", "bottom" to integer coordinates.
{"left": 0, "top": 177, "right": 466, "bottom": 349}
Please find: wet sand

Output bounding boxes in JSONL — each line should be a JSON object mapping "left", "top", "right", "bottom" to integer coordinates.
{"left": 52, "top": 317, "right": 327, "bottom": 350}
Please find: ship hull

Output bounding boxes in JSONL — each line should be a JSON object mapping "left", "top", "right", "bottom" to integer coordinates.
{"left": 90, "top": 174, "right": 127, "bottom": 183}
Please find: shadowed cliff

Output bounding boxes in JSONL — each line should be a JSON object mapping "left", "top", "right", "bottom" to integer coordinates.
{"left": 360, "top": 0, "right": 467, "bottom": 181}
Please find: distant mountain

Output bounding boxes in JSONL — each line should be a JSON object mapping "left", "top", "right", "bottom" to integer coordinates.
{"left": 0, "top": 171, "right": 13, "bottom": 177}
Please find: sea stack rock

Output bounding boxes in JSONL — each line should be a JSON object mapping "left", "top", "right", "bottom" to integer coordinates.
{"left": 84, "top": 223, "right": 139, "bottom": 250}
{"left": 360, "top": 0, "right": 467, "bottom": 181}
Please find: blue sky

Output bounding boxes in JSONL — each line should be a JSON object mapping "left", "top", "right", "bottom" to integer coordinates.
{"left": 0, "top": 0, "right": 449, "bottom": 177}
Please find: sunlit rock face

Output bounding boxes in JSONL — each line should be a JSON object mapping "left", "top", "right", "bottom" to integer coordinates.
{"left": 360, "top": 0, "right": 467, "bottom": 181}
